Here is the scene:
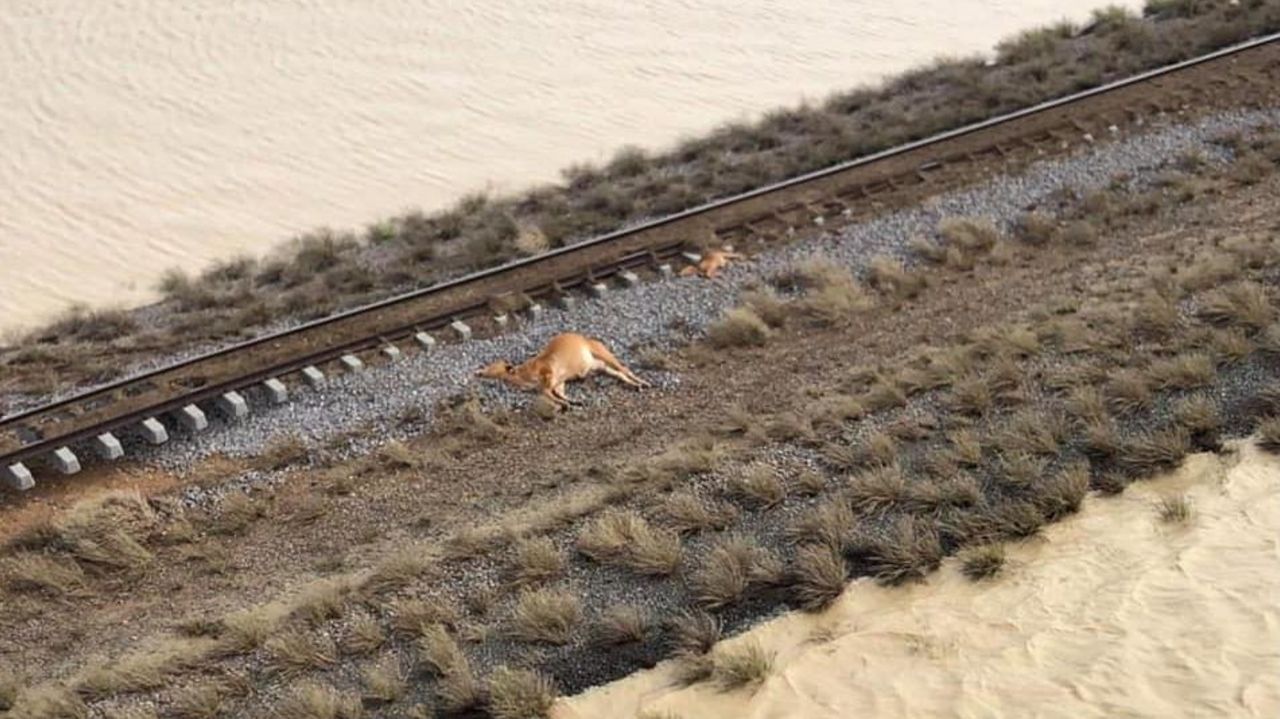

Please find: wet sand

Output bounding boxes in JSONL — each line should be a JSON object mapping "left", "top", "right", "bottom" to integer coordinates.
{"left": 0, "top": 0, "right": 1138, "bottom": 334}
{"left": 564, "top": 441, "right": 1280, "bottom": 718}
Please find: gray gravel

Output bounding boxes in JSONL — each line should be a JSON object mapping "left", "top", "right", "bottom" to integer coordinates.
{"left": 71, "top": 107, "right": 1280, "bottom": 483}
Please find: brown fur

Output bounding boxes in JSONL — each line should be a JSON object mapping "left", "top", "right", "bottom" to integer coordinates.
{"left": 476, "top": 333, "right": 649, "bottom": 409}
{"left": 680, "top": 248, "right": 745, "bottom": 279}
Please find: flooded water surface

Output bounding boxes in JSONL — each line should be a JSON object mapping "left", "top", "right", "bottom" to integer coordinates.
{"left": 0, "top": 0, "right": 1138, "bottom": 333}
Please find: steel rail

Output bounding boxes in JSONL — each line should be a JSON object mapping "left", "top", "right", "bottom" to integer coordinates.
{"left": 2, "top": 31, "right": 1277, "bottom": 468}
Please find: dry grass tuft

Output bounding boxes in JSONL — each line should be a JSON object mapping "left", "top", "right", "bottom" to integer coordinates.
{"left": 993, "top": 410, "right": 1069, "bottom": 456}
{"left": 8, "top": 685, "right": 88, "bottom": 719}
{"left": 390, "top": 597, "right": 459, "bottom": 636}
{"left": 360, "top": 656, "right": 406, "bottom": 704}
{"left": 793, "top": 469, "right": 829, "bottom": 496}
{"left": 1014, "top": 211, "right": 1056, "bottom": 244}
{"left": 508, "top": 588, "right": 582, "bottom": 645}
{"left": 867, "top": 255, "right": 926, "bottom": 301}
{"left": 1209, "top": 328, "right": 1255, "bottom": 366}
{"left": 207, "top": 492, "right": 266, "bottom": 537}
{"left": 1105, "top": 370, "right": 1154, "bottom": 414}
{"left": 168, "top": 681, "right": 235, "bottom": 719}
{"left": 727, "top": 466, "right": 788, "bottom": 509}
{"left": 789, "top": 544, "right": 848, "bottom": 611}
{"left": 786, "top": 498, "right": 855, "bottom": 550}
{"left": 265, "top": 629, "right": 338, "bottom": 675}
{"left": 948, "top": 375, "right": 995, "bottom": 416}
{"left": 994, "top": 452, "right": 1044, "bottom": 490}
{"left": 666, "top": 609, "right": 722, "bottom": 656}
{"left": 943, "top": 500, "right": 1046, "bottom": 544}
{"left": 1120, "top": 426, "right": 1192, "bottom": 476}
{"left": 1172, "top": 394, "right": 1221, "bottom": 440}
{"left": 740, "top": 289, "right": 789, "bottom": 329}
{"left": 713, "top": 643, "right": 775, "bottom": 692}
{"left": 576, "top": 510, "right": 683, "bottom": 576}
{"left": 595, "top": 605, "right": 653, "bottom": 646}
{"left": 276, "top": 681, "right": 362, "bottom": 719}
{"left": 1147, "top": 353, "right": 1216, "bottom": 390}
{"left": 508, "top": 537, "right": 566, "bottom": 587}
{"left": 689, "top": 535, "right": 782, "bottom": 610}
{"left": 787, "top": 260, "right": 875, "bottom": 325}
{"left": 661, "top": 493, "right": 738, "bottom": 534}
{"left": 938, "top": 216, "right": 999, "bottom": 252}
{"left": 342, "top": 612, "right": 386, "bottom": 655}
{"left": 294, "top": 577, "right": 353, "bottom": 625}
{"left": 417, "top": 624, "right": 469, "bottom": 677}
{"left": 823, "top": 430, "right": 897, "bottom": 471}
{"left": 488, "top": 667, "right": 558, "bottom": 719}
{"left": 1157, "top": 495, "right": 1194, "bottom": 524}
{"left": 959, "top": 544, "right": 1006, "bottom": 580}
{"left": 1066, "top": 385, "right": 1110, "bottom": 425}
{"left": 1034, "top": 463, "right": 1090, "bottom": 521}
{"left": 361, "top": 548, "right": 433, "bottom": 595}
{"left": 860, "top": 516, "right": 943, "bottom": 586}
{"left": 2, "top": 553, "right": 86, "bottom": 596}
{"left": 946, "top": 429, "right": 985, "bottom": 466}
{"left": 708, "top": 307, "right": 772, "bottom": 348}
{"left": 219, "top": 608, "right": 280, "bottom": 653}
{"left": 1256, "top": 416, "right": 1280, "bottom": 453}
{"left": 1198, "top": 282, "right": 1274, "bottom": 332}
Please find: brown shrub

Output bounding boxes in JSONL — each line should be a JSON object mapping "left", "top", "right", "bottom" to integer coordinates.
{"left": 959, "top": 544, "right": 1006, "bottom": 581}
{"left": 1120, "top": 426, "right": 1191, "bottom": 477}
{"left": 508, "top": 537, "right": 566, "bottom": 587}
{"left": 576, "top": 510, "right": 683, "bottom": 576}
{"left": 727, "top": 466, "right": 788, "bottom": 509}
{"left": 595, "top": 605, "right": 653, "bottom": 646}
{"left": 488, "top": 667, "right": 558, "bottom": 719}
{"left": 789, "top": 544, "right": 848, "bottom": 611}
{"left": 508, "top": 588, "right": 582, "bottom": 645}
{"left": 708, "top": 307, "right": 772, "bottom": 348}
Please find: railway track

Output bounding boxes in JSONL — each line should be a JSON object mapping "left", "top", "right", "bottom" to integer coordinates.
{"left": 3, "top": 33, "right": 1279, "bottom": 490}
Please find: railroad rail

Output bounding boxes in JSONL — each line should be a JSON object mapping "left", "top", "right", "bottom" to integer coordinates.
{"left": 3, "top": 32, "right": 1279, "bottom": 489}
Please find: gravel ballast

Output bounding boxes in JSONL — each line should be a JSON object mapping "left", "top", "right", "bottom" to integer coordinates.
{"left": 53, "top": 107, "right": 1280, "bottom": 481}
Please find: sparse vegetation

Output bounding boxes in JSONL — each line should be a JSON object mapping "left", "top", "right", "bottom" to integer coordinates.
{"left": 487, "top": 667, "right": 558, "bottom": 719}
{"left": 726, "top": 466, "right": 788, "bottom": 509}
{"left": 508, "top": 537, "right": 567, "bottom": 587}
{"left": 508, "top": 588, "right": 582, "bottom": 645}
{"left": 959, "top": 544, "right": 1006, "bottom": 581}
{"left": 708, "top": 307, "right": 772, "bottom": 348}
{"left": 789, "top": 544, "right": 848, "bottom": 611}
{"left": 595, "top": 605, "right": 652, "bottom": 646}
{"left": 1157, "top": 495, "right": 1193, "bottom": 523}
{"left": 712, "top": 642, "right": 775, "bottom": 691}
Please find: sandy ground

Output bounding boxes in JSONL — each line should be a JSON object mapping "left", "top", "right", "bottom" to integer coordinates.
{"left": 564, "top": 442, "right": 1280, "bottom": 719}
{"left": 0, "top": 0, "right": 1138, "bottom": 333}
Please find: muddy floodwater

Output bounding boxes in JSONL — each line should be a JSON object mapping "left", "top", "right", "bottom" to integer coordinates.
{"left": 563, "top": 441, "right": 1280, "bottom": 718}
{"left": 0, "top": 0, "right": 1140, "bottom": 334}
